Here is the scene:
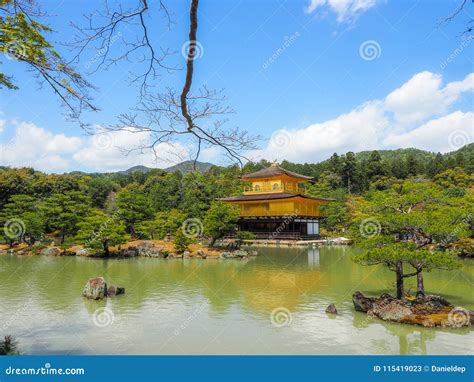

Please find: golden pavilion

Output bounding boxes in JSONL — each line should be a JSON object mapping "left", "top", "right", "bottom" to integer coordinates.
{"left": 221, "top": 163, "right": 333, "bottom": 240}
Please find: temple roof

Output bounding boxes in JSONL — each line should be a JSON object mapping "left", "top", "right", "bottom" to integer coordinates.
{"left": 220, "top": 193, "right": 334, "bottom": 202}
{"left": 240, "top": 165, "right": 313, "bottom": 181}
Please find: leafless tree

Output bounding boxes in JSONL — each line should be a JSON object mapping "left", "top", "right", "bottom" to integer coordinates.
{"left": 72, "top": 0, "right": 260, "bottom": 167}
{"left": 442, "top": 0, "right": 473, "bottom": 35}
{"left": 0, "top": 0, "right": 97, "bottom": 117}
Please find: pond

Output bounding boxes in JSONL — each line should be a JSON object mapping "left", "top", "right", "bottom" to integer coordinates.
{"left": 0, "top": 246, "right": 472, "bottom": 355}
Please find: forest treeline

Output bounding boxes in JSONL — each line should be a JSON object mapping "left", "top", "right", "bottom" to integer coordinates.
{"left": 0, "top": 145, "right": 472, "bottom": 248}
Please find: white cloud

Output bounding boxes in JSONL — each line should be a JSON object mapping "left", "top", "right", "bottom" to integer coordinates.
{"left": 385, "top": 71, "right": 474, "bottom": 125}
{"left": 1, "top": 71, "right": 472, "bottom": 172}
{"left": 254, "top": 71, "right": 473, "bottom": 163}
{"left": 383, "top": 111, "right": 474, "bottom": 152}
{"left": 0, "top": 122, "right": 81, "bottom": 172}
{"left": 72, "top": 128, "right": 190, "bottom": 172}
{"left": 305, "top": 0, "right": 378, "bottom": 22}
{"left": 0, "top": 122, "right": 190, "bottom": 173}
{"left": 255, "top": 101, "right": 387, "bottom": 162}
{"left": 0, "top": 120, "right": 5, "bottom": 133}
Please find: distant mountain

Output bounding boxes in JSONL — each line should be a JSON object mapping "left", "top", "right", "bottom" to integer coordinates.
{"left": 120, "top": 160, "right": 214, "bottom": 175}
{"left": 164, "top": 160, "right": 214, "bottom": 173}
{"left": 119, "top": 165, "right": 155, "bottom": 174}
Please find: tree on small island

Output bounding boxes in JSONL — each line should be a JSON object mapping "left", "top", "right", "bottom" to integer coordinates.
{"left": 352, "top": 179, "right": 469, "bottom": 299}
{"left": 76, "top": 210, "right": 130, "bottom": 256}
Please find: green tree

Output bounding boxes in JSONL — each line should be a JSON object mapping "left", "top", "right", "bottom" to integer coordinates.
{"left": 117, "top": 183, "right": 153, "bottom": 237}
{"left": 203, "top": 201, "right": 239, "bottom": 246}
{"left": 0, "top": 194, "right": 44, "bottom": 246}
{"left": 41, "top": 191, "right": 91, "bottom": 243}
{"left": 367, "top": 151, "right": 386, "bottom": 180}
{"left": 145, "top": 172, "right": 183, "bottom": 212}
{"left": 76, "top": 210, "right": 129, "bottom": 256}
{"left": 136, "top": 209, "right": 187, "bottom": 240}
{"left": 434, "top": 167, "right": 473, "bottom": 189}
{"left": 352, "top": 180, "right": 467, "bottom": 298}
{"left": 354, "top": 243, "right": 460, "bottom": 299}
{"left": 173, "top": 228, "right": 191, "bottom": 254}
{"left": 341, "top": 152, "right": 357, "bottom": 193}
{"left": 426, "top": 153, "right": 445, "bottom": 177}
{"left": 87, "top": 176, "right": 118, "bottom": 209}
{"left": 0, "top": 1, "right": 95, "bottom": 113}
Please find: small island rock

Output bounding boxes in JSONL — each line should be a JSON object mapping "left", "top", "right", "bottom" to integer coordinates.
{"left": 325, "top": 304, "right": 338, "bottom": 314}
{"left": 83, "top": 277, "right": 108, "bottom": 300}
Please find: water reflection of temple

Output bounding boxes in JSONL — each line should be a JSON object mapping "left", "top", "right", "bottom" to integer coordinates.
{"left": 307, "top": 247, "right": 320, "bottom": 268}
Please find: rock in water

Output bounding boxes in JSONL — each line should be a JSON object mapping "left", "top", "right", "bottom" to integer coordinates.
{"left": 115, "top": 287, "right": 125, "bottom": 295}
{"left": 325, "top": 304, "right": 338, "bottom": 314}
{"left": 352, "top": 291, "right": 375, "bottom": 312}
{"left": 83, "top": 277, "right": 108, "bottom": 300}
{"left": 352, "top": 291, "right": 470, "bottom": 328}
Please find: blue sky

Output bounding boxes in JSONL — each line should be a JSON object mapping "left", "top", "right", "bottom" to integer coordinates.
{"left": 0, "top": 0, "right": 473, "bottom": 172}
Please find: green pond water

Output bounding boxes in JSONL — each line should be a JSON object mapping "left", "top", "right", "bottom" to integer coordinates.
{"left": 0, "top": 246, "right": 473, "bottom": 355}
